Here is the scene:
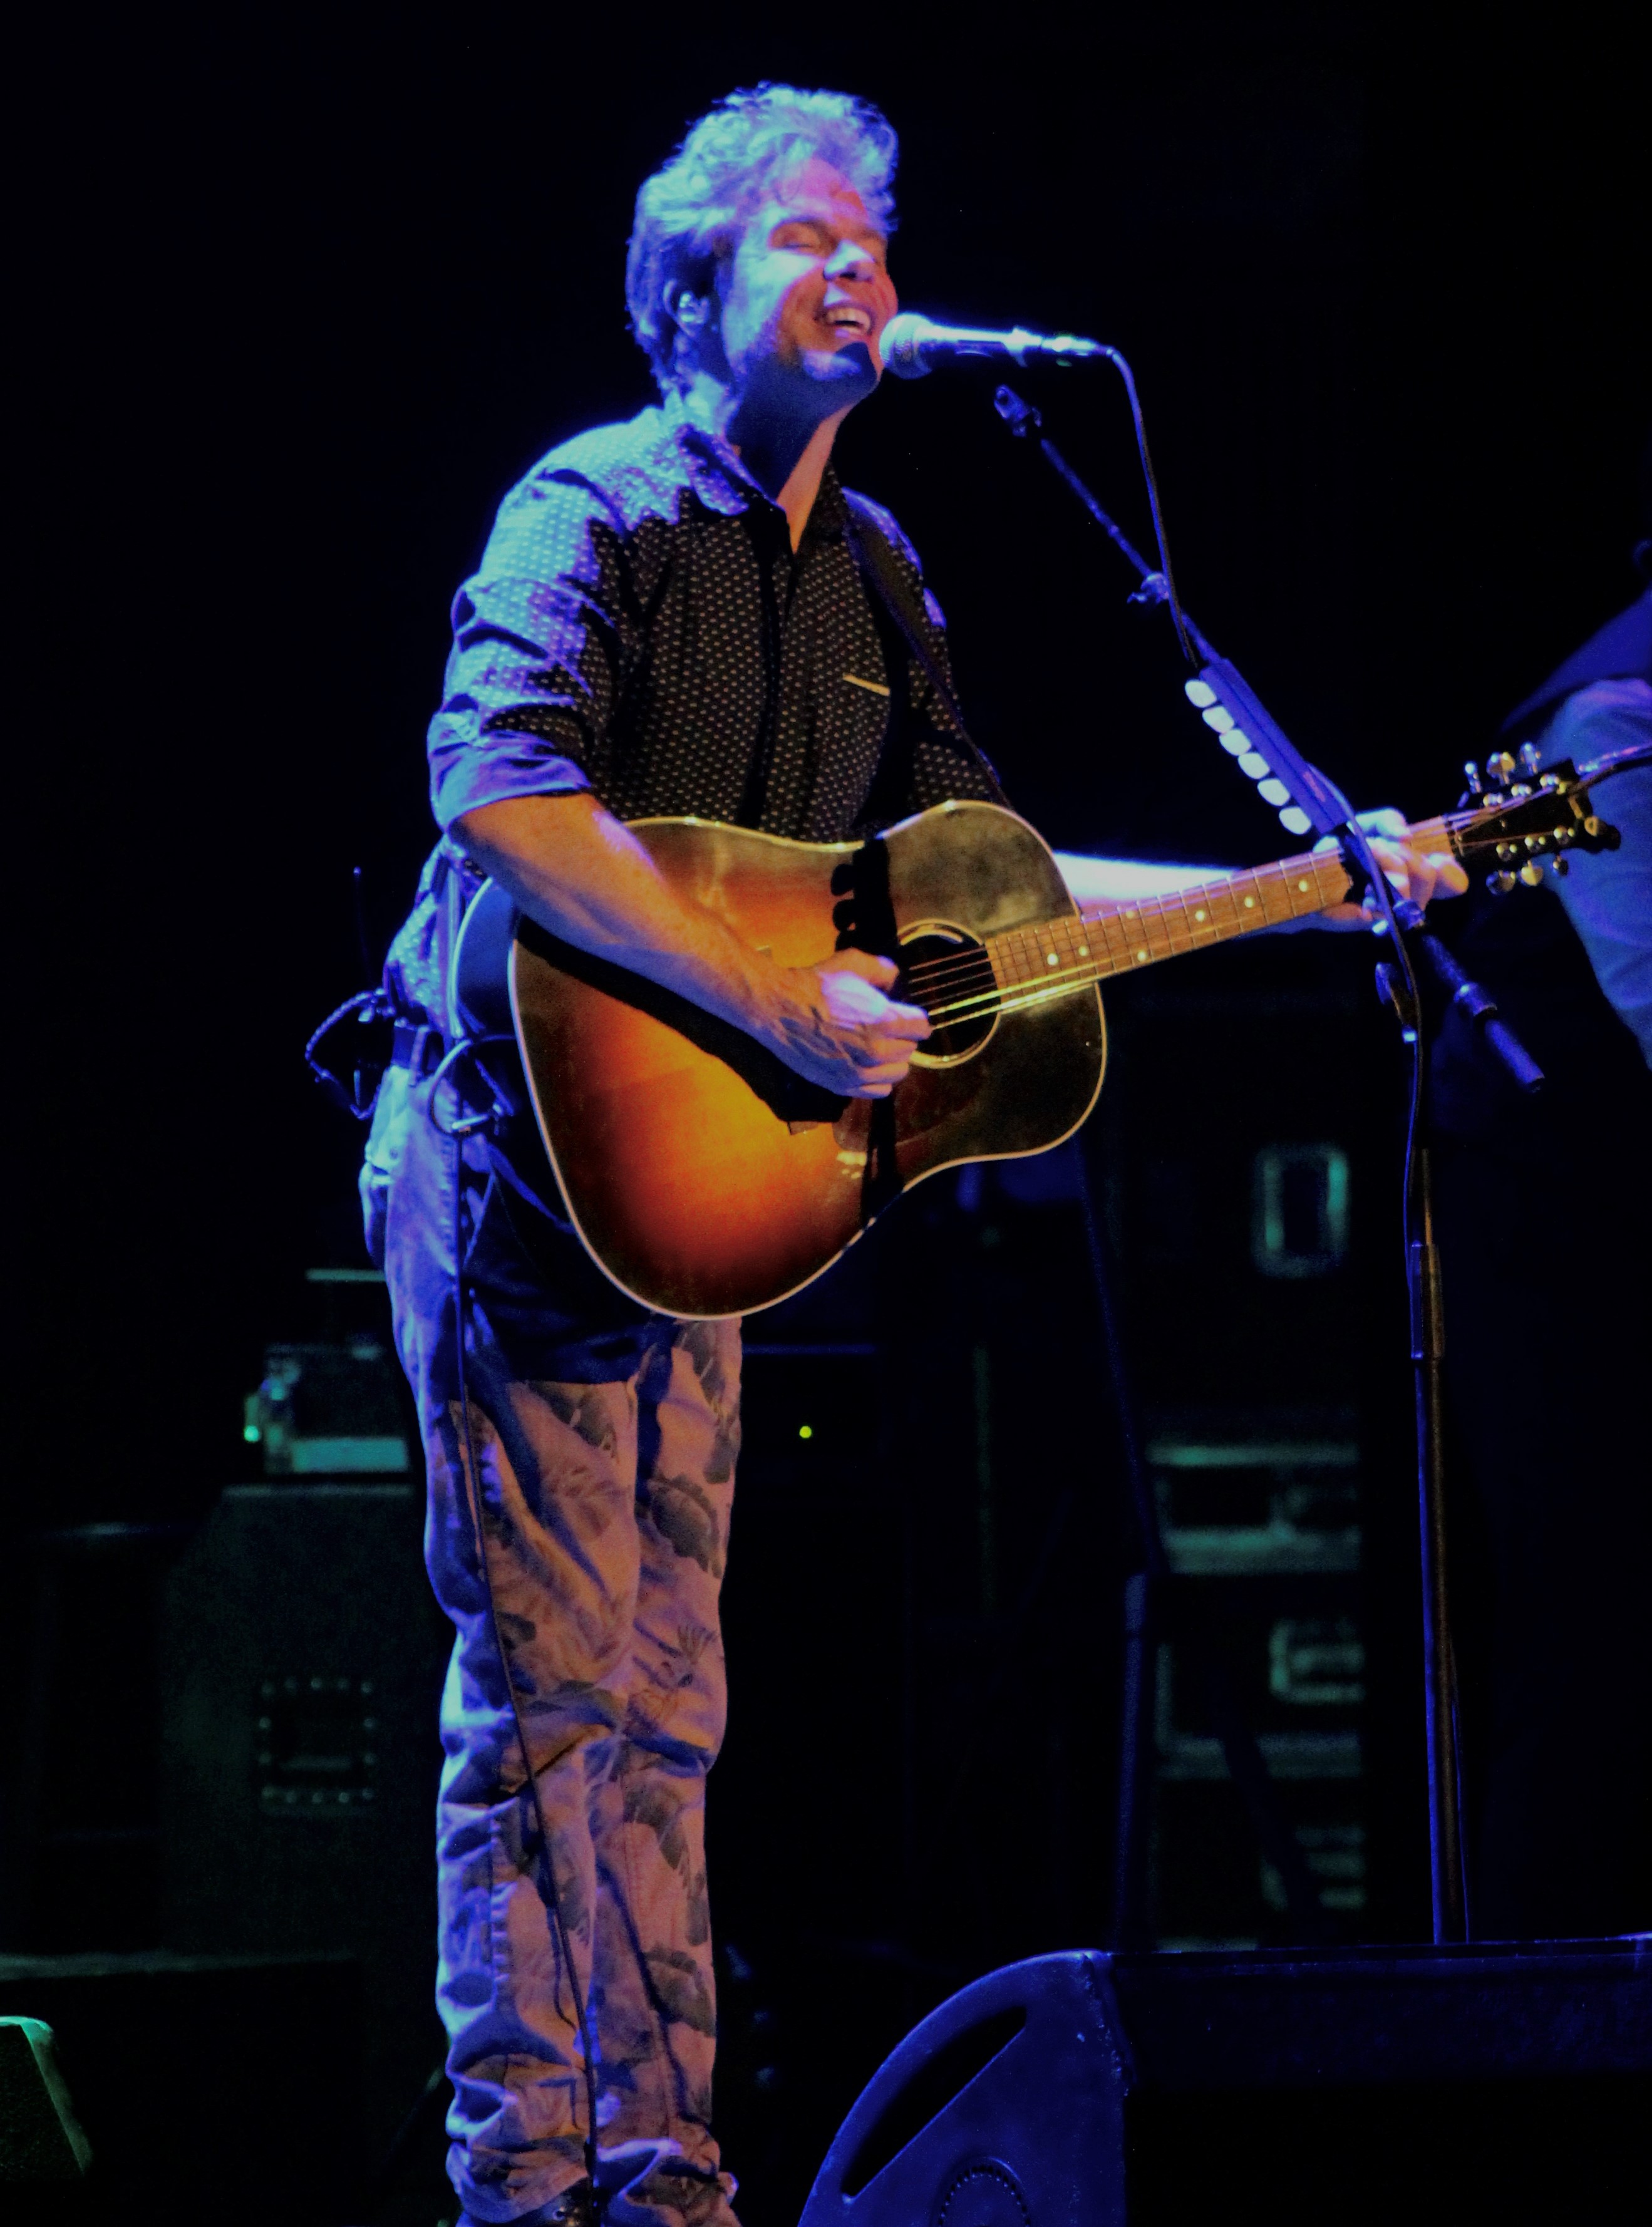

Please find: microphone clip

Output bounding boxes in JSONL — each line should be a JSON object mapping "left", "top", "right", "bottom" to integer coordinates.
{"left": 993, "top": 388, "right": 1043, "bottom": 438}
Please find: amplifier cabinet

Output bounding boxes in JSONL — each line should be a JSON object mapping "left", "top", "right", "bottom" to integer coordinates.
{"left": 159, "top": 1484, "right": 452, "bottom": 2164}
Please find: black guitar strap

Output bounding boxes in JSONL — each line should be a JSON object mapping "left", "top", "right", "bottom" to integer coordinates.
{"left": 839, "top": 489, "right": 1007, "bottom": 804}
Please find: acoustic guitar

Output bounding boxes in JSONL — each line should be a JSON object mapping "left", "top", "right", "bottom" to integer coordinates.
{"left": 452, "top": 758, "right": 1618, "bottom": 1318}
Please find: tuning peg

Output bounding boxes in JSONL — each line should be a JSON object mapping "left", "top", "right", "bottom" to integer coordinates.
{"left": 1518, "top": 860, "right": 1544, "bottom": 887}
{"left": 1552, "top": 855, "right": 1569, "bottom": 877}
{"left": 1489, "top": 751, "right": 1517, "bottom": 783}
{"left": 1518, "top": 742, "right": 1542, "bottom": 775}
{"left": 1487, "top": 870, "right": 1517, "bottom": 894}
{"left": 1464, "top": 760, "right": 1483, "bottom": 795}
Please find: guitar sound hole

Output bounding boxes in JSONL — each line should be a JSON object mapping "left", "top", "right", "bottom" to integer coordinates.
{"left": 900, "top": 927, "right": 998, "bottom": 1065}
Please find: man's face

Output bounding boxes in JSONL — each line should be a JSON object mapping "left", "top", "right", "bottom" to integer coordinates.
{"left": 711, "top": 157, "right": 897, "bottom": 410}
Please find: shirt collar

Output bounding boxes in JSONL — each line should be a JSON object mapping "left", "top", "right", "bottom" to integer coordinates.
{"left": 666, "top": 393, "right": 761, "bottom": 517}
{"left": 665, "top": 392, "right": 849, "bottom": 544}
{"left": 807, "top": 466, "right": 849, "bottom": 543}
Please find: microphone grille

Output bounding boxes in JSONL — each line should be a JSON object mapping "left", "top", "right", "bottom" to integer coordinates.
{"left": 879, "top": 313, "right": 934, "bottom": 380}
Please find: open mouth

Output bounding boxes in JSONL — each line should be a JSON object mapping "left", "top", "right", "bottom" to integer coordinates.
{"left": 823, "top": 306, "right": 873, "bottom": 338}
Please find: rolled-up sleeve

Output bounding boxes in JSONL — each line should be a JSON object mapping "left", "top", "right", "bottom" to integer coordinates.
{"left": 426, "top": 468, "right": 628, "bottom": 830}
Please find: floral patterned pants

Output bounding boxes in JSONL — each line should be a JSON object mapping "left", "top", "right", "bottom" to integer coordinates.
{"left": 371, "top": 1073, "right": 742, "bottom": 2227}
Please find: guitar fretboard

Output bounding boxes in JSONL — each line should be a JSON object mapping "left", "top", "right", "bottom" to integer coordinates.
{"left": 915, "top": 817, "right": 1452, "bottom": 1026}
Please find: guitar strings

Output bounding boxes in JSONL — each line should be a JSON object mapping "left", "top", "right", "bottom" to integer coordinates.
{"left": 916, "top": 887, "right": 1348, "bottom": 1023}
{"left": 896, "top": 846, "right": 1353, "bottom": 989}
{"left": 892, "top": 796, "right": 1524, "bottom": 1028}
{"left": 897, "top": 901, "right": 1284, "bottom": 1014}
{"left": 894, "top": 864, "right": 1340, "bottom": 1009}
{"left": 889, "top": 809, "right": 1472, "bottom": 1014}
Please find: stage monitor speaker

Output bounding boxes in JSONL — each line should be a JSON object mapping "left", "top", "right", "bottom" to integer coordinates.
{"left": 160, "top": 1484, "right": 452, "bottom": 2164}
{"left": 799, "top": 1941, "right": 1651, "bottom": 2227}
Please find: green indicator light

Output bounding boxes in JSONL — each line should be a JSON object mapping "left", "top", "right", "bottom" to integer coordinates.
{"left": 798, "top": 1424, "right": 813, "bottom": 1440}
{"left": 244, "top": 1425, "right": 262, "bottom": 1443}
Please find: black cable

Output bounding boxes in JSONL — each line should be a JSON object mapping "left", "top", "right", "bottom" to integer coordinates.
{"left": 304, "top": 988, "right": 391, "bottom": 1117}
{"left": 434, "top": 1048, "right": 603, "bottom": 2194}
{"left": 1095, "top": 347, "right": 1198, "bottom": 669}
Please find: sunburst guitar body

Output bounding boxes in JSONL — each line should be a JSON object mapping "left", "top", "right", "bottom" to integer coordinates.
{"left": 452, "top": 801, "right": 1103, "bottom": 1318}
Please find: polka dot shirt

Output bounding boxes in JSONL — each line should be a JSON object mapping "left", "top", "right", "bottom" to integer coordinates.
{"left": 425, "top": 398, "right": 1003, "bottom": 843}
{"left": 385, "top": 399, "right": 1005, "bottom": 1053}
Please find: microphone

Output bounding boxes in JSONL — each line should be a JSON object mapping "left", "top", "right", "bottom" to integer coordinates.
{"left": 880, "top": 311, "right": 1107, "bottom": 379}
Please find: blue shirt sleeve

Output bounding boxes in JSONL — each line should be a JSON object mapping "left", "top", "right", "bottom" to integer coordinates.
{"left": 426, "top": 466, "right": 628, "bottom": 830}
{"left": 1537, "top": 676, "right": 1652, "bottom": 1067}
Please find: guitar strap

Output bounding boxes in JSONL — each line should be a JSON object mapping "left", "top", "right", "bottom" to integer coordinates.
{"left": 839, "top": 490, "right": 1007, "bottom": 805}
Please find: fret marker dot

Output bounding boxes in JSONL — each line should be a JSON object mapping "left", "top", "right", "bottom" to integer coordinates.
{"left": 1194, "top": 908, "right": 1207, "bottom": 922}
{"left": 1135, "top": 949, "right": 1148, "bottom": 964}
{"left": 1244, "top": 896, "right": 1256, "bottom": 909}
{"left": 1078, "top": 944, "right": 1088, "bottom": 957}
{"left": 1298, "top": 878, "right": 1309, "bottom": 893}
{"left": 1046, "top": 953, "right": 1058, "bottom": 966}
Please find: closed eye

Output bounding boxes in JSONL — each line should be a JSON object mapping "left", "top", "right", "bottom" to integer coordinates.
{"left": 771, "top": 219, "right": 887, "bottom": 267}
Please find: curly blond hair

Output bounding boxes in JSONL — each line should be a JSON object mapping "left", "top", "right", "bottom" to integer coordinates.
{"left": 626, "top": 83, "right": 898, "bottom": 393}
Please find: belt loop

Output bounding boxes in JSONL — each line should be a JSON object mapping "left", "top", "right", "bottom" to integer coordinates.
{"left": 391, "top": 1021, "right": 443, "bottom": 1078}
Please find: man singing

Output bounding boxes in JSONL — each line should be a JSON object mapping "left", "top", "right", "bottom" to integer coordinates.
{"left": 363, "top": 83, "right": 1462, "bottom": 2227}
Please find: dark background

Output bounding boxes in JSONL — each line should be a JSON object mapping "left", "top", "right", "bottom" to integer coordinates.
{"left": 16, "top": 0, "right": 1646, "bottom": 1517}
{"left": 8, "top": 1, "right": 1648, "bottom": 2213}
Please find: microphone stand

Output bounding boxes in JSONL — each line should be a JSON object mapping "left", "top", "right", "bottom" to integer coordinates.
{"left": 994, "top": 383, "right": 1546, "bottom": 1946}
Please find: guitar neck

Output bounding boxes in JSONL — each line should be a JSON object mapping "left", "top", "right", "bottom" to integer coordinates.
{"left": 920, "top": 817, "right": 1453, "bottom": 1024}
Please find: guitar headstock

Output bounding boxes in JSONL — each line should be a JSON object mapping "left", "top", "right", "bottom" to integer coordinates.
{"left": 1454, "top": 751, "right": 1621, "bottom": 892}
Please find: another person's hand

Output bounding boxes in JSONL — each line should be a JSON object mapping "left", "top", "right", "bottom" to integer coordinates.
{"left": 1311, "top": 807, "right": 1469, "bottom": 930}
{"left": 760, "top": 949, "right": 932, "bottom": 1098}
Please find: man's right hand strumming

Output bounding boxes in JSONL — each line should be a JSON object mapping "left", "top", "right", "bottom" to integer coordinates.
{"left": 760, "top": 948, "right": 931, "bottom": 1098}
{"left": 455, "top": 792, "right": 931, "bottom": 1102}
